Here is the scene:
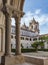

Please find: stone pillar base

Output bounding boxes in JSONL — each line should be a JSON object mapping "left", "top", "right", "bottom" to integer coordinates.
{"left": 1, "top": 55, "right": 25, "bottom": 65}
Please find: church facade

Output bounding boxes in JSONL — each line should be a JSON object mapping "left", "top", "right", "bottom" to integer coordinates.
{"left": 11, "top": 18, "right": 40, "bottom": 48}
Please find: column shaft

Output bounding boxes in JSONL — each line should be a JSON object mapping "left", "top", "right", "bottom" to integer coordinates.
{"left": 5, "top": 14, "right": 11, "bottom": 55}
{"left": 15, "top": 16, "right": 21, "bottom": 55}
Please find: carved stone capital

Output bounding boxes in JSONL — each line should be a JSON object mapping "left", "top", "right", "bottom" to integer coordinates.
{"left": 5, "top": 5, "right": 12, "bottom": 17}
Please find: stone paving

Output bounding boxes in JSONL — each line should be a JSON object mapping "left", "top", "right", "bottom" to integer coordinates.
{"left": 1, "top": 52, "right": 48, "bottom": 65}
{"left": 0, "top": 63, "right": 35, "bottom": 65}
{"left": 23, "top": 51, "right": 48, "bottom": 57}
{"left": 16, "top": 62, "right": 35, "bottom": 65}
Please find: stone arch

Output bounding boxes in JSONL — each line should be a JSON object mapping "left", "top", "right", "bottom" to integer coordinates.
{"left": 0, "top": 11, "right": 5, "bottom": 52}
{"left": 1, "top": 0, "right": 25, "bottom": 65}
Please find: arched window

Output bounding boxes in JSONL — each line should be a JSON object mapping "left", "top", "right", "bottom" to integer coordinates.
{"left": 25, "top": 37, "right": 29, "bottom": 40}
{"left": 11, "top": 35, "right": 13, "bottom": 38}
{"left": 32, "top": 26, "right": 33, "bottom": 29}
{"left": 30, "top": 38, "right": 31, "bottom": 41}
{"left": 36, "top": 25, "right": 37, "bottom": 29}
{"left": 33, "top": 38, "right": 37, "bottom": 41}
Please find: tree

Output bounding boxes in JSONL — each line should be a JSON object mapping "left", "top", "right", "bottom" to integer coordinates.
{"left": 40, "top": 36, "right": 48, "bottom": 41}
{"left": 31, "top": 41, "right": 39, "bottom": 52}
{"left": 39, "top": 36, "right": 48, "bottom": 49}
{"left": 39, "top": 41, "right": 44, "bottom": 49}
{"left": 31, "top": 41, "right": 44, "bottom": 52}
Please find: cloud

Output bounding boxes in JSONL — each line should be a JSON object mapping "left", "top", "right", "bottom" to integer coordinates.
{"left": 11, "top": 9, "right": 48, "bottom": 34}
{"left": 21, "top": 11, "right": 33, "bottom": 25}
{"left": 21, "top": 9, "right": 48, "bottom": 26}
{"left": 35, "top": 9, "right": 41, "bottom": 14}
{"left": 21, "top": 9, "right": 48, "bottom": 34}
{"left": 34, "top": 14, "right": 48, "bottom": 25}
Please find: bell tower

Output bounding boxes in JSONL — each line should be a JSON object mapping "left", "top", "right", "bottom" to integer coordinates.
{"left": 29, "top": 18, "right": 40, "bottom": 34}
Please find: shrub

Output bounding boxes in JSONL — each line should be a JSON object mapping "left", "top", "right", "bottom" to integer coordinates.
{"left": 11, "top": 48, "right": 36, "bottom": 53}
{"left": 43, "top": 49, "right": 48, "bottom": 51}
{"left": 21, "top": 48, "right": 36, "bottom": 53}
{"left": 38, "top": 49, "right": 48, "bottom": 51}
{"left": 31, "top": 41, "right": 39, "bottom": 52}
{"left": 11, "top": 49, "right": 48, "bottom": 53}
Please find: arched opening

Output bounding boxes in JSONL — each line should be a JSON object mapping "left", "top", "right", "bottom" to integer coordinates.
{"left": 11, "top": 18, "right": 16, "bottom": 51}
{"left": 11, "top": 16, "right": 21, "bottom": 55}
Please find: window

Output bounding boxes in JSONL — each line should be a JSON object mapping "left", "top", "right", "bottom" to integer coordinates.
{"left": 32, "top": 26, "right": 33, "bottom": 28}
{"left": 36, "top": 25, "right": 37, "bottom": 29}
{"left": 33, "top": 38, "right": 37, "bottom": 41}
{"left": 39, "top": 37, "right": 42, "bottom": 40}
{"left": 11, "top": 35, "right": 13, "bottom": 38}
{"left": 25, "top": 38, "right": 29, "bottom": 40}
{"left": 30, "top": 38, "right": 31, "bottom": 41}
{"left": 15, "top": 36, "right": 16, "bottom": 39}
{"left": 21, "top": 37, "right": 24, "bottom": 40}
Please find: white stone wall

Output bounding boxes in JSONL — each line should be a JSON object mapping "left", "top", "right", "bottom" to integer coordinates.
{"left": 21, "top": 29, "right": 38, "bottom": 37}
{"left": 11, "top": 34, "right": 36, "bottom": 49}
{"left": 11, "top": 39, "right": 32, "bottom": 49}
{"left": 11, "top": 26, "right": 39, "bottom": 49}
{"left": 44, "top": 42, "right": 48, "bottom": 49}
{"left": 21, "top": 36, "right": 32, "bottom": 48}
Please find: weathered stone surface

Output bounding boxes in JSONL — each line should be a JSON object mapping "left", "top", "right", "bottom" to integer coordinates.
{"left": 5, "top": 14, "right": 11, "bottom": 55}
{"left": 0, "top": 11, "right": 5, "bottom": 52}
{"left": 1, "top": 55, "right": 25, "bottom": 65}
{"left": 1, "top": 0, "right": 25, "bottom": 65}
{"left": 15, "top": 62, "right": 34, "bottom": 65}
{"left": 15, "top": 16, "right": 21, "bottom": 55}
{"left": 24, "top": 55, "right": 48, "bottom": 65}
{"left": 0, "top": 11, "right": 5, "bottom": 25}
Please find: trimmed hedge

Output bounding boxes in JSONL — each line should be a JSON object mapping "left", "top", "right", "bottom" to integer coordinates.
{"left": 38, "top": 49, "right": 48, "bottom": 51}
{"left": 21, "top": 48, "right": 36, "bottom": 53}
{"left": 11, "top": 49, "right": 48, "bottom": 53}
{"left": 38, "top": 49, "right": 44, "bottom": 51}
{"left": 11, "top": 48, "right": 36, "bottom": 53}
{"left": 43, "top": 49, "right": 48, "bottom": 51}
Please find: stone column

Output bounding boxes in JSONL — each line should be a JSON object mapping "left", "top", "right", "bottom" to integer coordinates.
{"left": 7, "top": 0, "right": 10, "bottom": 5}
{"left": 15, "top": 16, "right": 21, "bottom": 55}
{"left": 5, "top": 14, "right": 11, "bottom": 55}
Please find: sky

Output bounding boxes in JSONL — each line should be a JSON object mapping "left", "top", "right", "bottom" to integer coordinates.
{"left": 12, "top": 0, "right": 48, "bottom": 34}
